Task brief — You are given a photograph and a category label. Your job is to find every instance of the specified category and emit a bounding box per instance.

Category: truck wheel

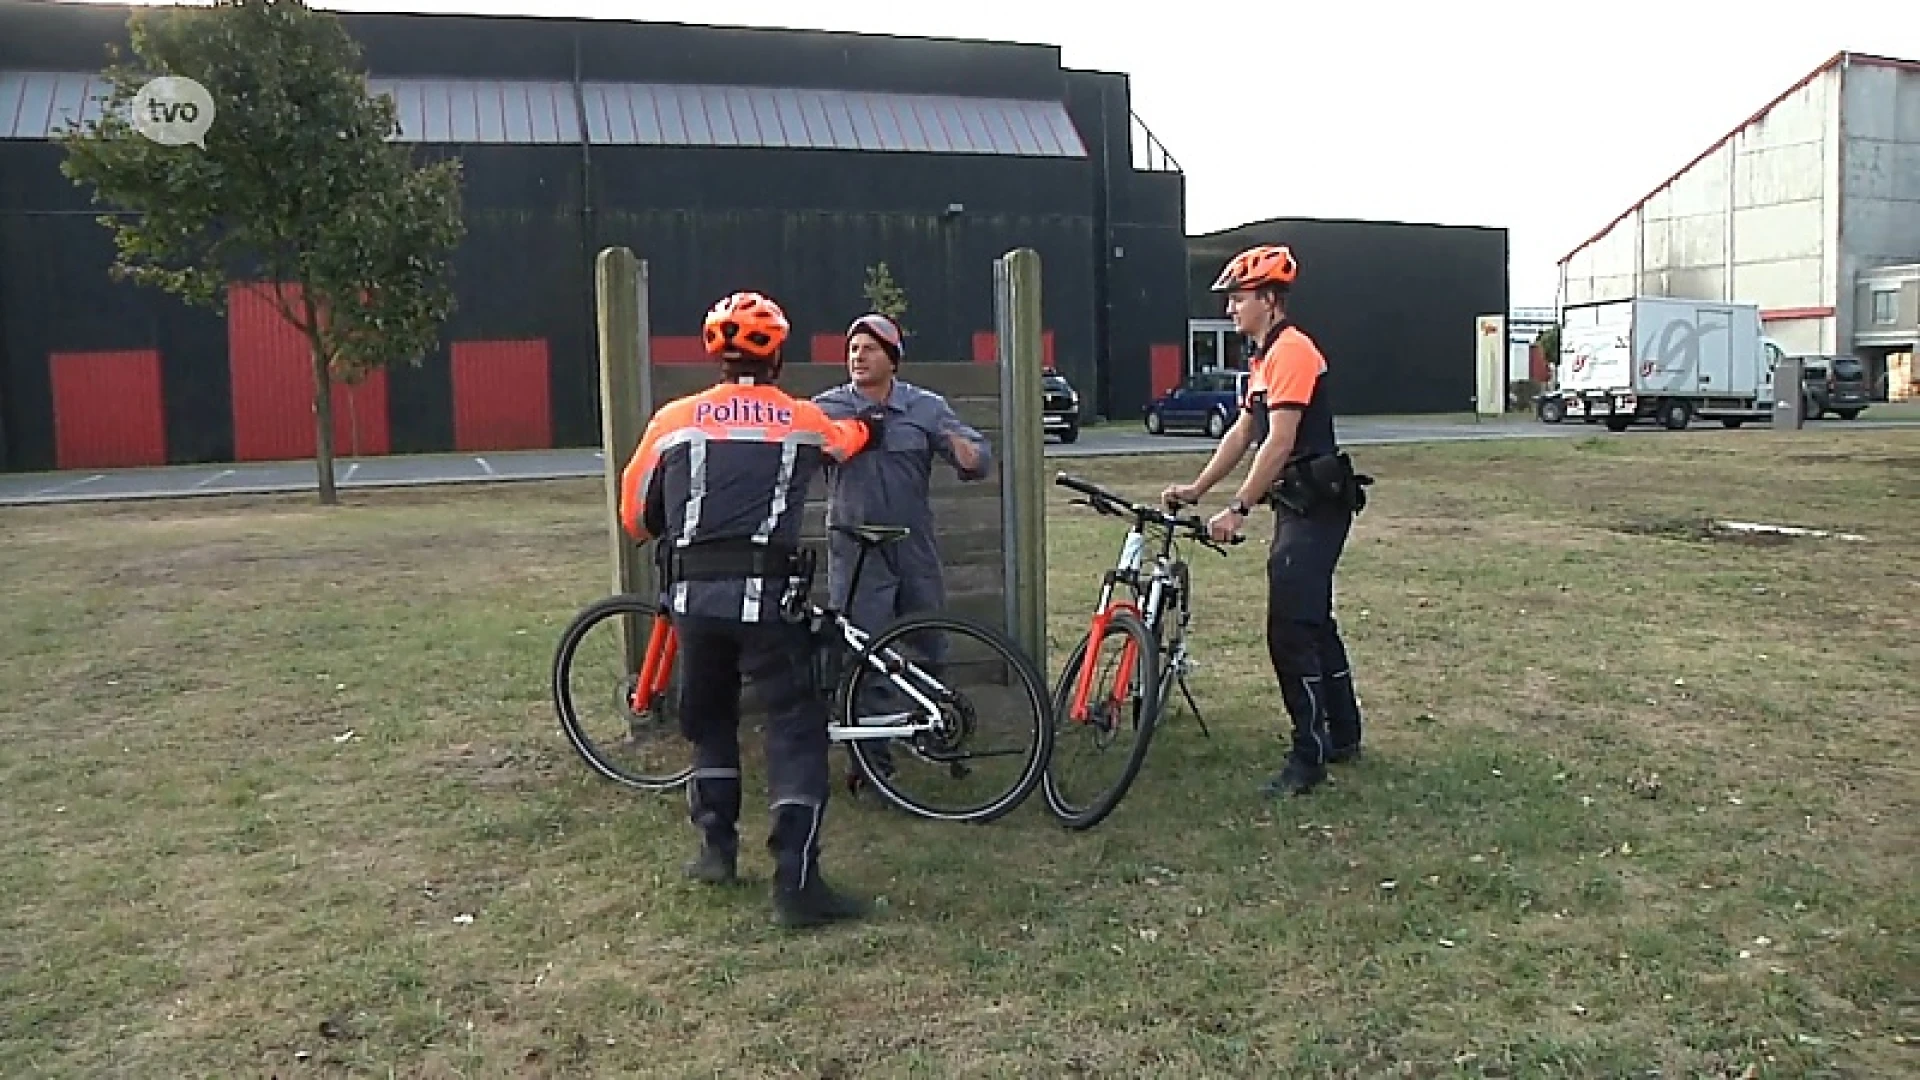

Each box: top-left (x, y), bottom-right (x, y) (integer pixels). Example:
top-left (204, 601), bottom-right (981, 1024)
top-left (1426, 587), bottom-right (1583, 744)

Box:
top-left (1660, 400), bottom-right (1691, 430)
top-left (1721, 418), bottom-right (1745, 429)
top-left (1836, 409), bottom-right (1860, 421)
top-left (1605, 416), bottom-right (1632, 432)
top-left (1206, 410), bottom-right (1227, 439)
top-left (1539, 398), bottom-right (1565, 424)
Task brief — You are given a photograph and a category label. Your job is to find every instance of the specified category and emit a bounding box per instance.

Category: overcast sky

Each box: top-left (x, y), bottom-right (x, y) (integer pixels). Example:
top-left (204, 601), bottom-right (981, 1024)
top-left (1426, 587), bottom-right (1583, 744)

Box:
top-left (100, 0), bottom-right (1920, 307)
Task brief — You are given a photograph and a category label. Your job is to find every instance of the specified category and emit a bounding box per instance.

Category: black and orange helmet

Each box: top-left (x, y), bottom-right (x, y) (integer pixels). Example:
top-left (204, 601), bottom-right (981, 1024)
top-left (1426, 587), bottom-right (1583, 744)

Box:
top-left (1209, 244), bottom-right (1299, 292)
top-left (702, 291), bottom-right (790, 359)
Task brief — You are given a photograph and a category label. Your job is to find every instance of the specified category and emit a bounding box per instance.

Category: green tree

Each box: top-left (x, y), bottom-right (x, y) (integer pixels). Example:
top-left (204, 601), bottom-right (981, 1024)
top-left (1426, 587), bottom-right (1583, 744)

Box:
top-left (57, 0), bottom-right (465, 505)
top-left (862, 262), bottom-right (909, 333)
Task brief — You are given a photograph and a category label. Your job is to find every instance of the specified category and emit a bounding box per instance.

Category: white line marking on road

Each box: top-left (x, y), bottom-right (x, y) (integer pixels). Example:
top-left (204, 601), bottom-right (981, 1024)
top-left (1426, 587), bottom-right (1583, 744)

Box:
top-left (35, 474), bottom-right (104, 495)
top-left (191, 469), bottom-right (236, 490)
top-left (475, 457), bottom-right (495, 476)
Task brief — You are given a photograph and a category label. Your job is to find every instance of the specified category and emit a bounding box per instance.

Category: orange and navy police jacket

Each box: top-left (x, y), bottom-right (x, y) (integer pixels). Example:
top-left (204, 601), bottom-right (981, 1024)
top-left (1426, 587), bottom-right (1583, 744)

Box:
top-left (1241, 319), bottom-right (1340, 461)
top-left (619, 379), bottom-right (872, 622)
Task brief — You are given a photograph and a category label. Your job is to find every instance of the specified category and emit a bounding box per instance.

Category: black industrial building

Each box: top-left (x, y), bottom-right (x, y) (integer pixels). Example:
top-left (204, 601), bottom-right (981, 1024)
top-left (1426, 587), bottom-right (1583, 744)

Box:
top-left (1186, 217), bottom-right (1509, 417)
top-left (0, 0), bottom-right (1189, 472)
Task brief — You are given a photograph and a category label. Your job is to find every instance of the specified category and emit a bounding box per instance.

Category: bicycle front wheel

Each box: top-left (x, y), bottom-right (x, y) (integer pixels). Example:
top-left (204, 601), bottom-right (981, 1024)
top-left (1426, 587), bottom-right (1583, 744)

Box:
top-left (551, 594), bottom-right (693, 792)
top-left (1042, 608), bottom-right (1162, 831)
top-left (837, 612), bottom-right (1053, 824)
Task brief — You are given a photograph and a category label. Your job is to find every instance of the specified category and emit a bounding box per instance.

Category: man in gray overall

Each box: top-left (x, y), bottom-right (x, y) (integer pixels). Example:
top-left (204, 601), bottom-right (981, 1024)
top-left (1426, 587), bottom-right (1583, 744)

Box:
top-left (813, 313), bottom-right (995, 797)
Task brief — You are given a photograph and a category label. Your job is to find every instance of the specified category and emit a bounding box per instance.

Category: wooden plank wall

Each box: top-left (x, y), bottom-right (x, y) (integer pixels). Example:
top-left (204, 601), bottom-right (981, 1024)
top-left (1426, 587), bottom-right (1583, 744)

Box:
top-left (648, 363), bottom-right (1008, 635)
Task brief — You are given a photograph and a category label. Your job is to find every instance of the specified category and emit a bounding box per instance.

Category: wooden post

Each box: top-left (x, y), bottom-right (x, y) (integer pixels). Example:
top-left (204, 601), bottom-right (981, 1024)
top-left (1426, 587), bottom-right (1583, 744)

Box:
top-left (995, 248), bottom-right (1048, 668)
top-left (595, 246), bottom-right (655, 676)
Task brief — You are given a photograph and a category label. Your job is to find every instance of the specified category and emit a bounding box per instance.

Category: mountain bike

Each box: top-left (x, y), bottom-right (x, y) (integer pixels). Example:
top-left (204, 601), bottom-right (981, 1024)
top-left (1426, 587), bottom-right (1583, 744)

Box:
top-left (551, 523), bottom-right (1054, 824)
top-left (1043, 471), bottom-right (1241, 830)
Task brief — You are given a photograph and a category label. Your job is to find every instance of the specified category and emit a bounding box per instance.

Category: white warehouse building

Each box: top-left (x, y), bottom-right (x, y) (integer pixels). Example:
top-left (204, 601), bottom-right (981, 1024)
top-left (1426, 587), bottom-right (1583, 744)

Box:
top-left (1557, 51), bottom-right (1920, 399)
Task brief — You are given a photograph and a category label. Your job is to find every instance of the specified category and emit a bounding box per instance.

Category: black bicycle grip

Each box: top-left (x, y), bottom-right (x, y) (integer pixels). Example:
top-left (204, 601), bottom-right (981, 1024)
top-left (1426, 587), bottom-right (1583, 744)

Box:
top-left (1054, 471), bottom-right (1123, 505)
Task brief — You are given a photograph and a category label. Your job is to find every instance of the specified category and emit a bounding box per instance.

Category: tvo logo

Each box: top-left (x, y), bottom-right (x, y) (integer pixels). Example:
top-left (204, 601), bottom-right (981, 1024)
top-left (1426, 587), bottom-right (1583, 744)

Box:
top-left (130, 76), bottom-right (216, 149)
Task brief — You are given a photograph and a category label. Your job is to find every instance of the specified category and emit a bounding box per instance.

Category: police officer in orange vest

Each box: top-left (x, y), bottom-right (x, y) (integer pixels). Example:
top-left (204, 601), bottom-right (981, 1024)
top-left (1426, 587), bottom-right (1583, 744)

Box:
top-left (1161, 246), bottom-right (1373, 797)
top-left (619, 290), bottom-right (884, 927)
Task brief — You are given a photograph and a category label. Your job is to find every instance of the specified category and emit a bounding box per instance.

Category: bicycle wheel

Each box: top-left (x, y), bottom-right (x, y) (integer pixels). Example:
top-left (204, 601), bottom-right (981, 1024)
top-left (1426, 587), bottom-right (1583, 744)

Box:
top-left (551, 594), bottom-right (693, 791)
top-left (837, 612), bottom-right (1053, 824)
top-left (1042, 608), bottom-right (1162, 831)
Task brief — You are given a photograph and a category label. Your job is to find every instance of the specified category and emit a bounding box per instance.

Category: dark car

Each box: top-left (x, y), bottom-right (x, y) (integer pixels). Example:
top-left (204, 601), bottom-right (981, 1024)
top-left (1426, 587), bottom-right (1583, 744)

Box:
top-left (1143, 368), bottom-right (1247, 439)
top-left (1042, 368), bottom-right (1080, 443)
top-left (1799, 355), bottom-right (1870, 420)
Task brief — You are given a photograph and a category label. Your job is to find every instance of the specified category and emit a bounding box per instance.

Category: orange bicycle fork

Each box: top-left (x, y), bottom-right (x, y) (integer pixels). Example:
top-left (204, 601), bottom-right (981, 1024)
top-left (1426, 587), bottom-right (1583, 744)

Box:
top-left (628, 612), bottom-right (677, 714)
top-left (1068, 594), bottom-right (1144, 725)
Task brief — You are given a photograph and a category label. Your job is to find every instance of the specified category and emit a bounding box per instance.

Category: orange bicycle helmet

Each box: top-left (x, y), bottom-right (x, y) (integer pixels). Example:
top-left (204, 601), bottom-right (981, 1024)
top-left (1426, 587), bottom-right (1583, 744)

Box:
top-left (1209, 244), bottom-right (1299, 292)
top-left (702, 291), bottom-right (790, 359)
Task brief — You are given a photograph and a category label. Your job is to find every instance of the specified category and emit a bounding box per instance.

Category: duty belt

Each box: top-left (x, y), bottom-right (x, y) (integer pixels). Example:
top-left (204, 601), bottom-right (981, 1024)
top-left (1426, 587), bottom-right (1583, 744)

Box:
top-left (667, 540), bottom-right (804, 582)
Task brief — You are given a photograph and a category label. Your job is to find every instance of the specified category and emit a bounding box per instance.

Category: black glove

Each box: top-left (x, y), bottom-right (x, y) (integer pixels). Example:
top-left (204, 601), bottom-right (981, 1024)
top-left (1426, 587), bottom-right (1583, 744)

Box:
top-left (857, 406), bottom-right (886, 449)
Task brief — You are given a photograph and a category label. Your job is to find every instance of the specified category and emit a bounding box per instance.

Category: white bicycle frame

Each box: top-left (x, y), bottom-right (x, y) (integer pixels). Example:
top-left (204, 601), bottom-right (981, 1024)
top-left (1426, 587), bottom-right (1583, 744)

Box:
top-left (1096, 525), bottom-right (1175, 640)
top-left (820, 612), bottom-right (948, 743)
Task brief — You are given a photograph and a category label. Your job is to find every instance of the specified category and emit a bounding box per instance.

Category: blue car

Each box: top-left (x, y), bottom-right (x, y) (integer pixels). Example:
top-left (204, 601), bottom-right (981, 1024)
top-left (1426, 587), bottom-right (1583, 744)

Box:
top-left (1143, 368), bottom-right (1248, 439)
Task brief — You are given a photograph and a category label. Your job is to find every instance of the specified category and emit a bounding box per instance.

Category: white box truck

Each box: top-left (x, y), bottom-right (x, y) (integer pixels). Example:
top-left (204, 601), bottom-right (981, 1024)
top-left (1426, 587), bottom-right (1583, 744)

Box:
top-left (1554, 297), bottom-right (1786, 431)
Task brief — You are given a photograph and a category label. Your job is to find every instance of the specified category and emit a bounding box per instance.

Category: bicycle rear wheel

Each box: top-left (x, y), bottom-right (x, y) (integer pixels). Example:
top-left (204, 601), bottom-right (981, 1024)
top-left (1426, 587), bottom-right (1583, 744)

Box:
top-left (551, 594), bottom-right (693, 791)
top-left (838, 612), bottom-right (1053, 824)
top-left (1042, 608), bottom-right (1162, 830)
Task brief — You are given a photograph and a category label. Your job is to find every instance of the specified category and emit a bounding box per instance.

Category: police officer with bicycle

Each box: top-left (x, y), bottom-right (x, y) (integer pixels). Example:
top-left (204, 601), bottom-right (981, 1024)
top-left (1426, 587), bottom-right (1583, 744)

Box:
top-left (618, 290), bottom-right (885, 928)
top-left (1160, 245), bottom-right (1373, 797)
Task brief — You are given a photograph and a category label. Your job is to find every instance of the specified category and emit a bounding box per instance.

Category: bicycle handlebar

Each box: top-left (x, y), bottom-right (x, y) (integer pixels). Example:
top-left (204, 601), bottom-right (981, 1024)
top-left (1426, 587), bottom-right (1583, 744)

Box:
top-left (1054, 471), bottom-right (1244, 550)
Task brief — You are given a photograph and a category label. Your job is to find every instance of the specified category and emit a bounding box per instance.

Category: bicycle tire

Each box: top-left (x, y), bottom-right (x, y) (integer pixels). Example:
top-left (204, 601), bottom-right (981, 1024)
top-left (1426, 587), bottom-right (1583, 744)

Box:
top-left (551, 593), bottom-right (693, 792)
top-left (837, 612), bottom-right (1054, 824)
top-left (1041, 608), bottom-right (1163, 831)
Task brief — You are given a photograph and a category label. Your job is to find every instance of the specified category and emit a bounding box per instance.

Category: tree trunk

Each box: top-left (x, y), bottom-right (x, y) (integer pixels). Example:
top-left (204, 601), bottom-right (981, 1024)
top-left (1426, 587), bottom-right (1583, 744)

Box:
top-left (310, 334), bottom-right (338, 507)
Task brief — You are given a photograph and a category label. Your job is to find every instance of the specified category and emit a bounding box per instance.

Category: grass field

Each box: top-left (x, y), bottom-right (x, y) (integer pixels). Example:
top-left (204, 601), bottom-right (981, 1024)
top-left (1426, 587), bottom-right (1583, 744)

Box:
top-left (3, 429), bottom-right (1916, 1078)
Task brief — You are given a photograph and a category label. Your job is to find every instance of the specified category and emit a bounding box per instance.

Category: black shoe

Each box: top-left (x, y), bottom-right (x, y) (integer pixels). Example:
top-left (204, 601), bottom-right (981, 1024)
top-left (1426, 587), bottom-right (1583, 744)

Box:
top-left (1326, 744), bottom-right (1363, 765)
top-left (1260, 758), bottom-right (1327, 797)
top-left (772, 874), bottom-right (871, 929)
top-left (683, 843), bottom-right (737, 885)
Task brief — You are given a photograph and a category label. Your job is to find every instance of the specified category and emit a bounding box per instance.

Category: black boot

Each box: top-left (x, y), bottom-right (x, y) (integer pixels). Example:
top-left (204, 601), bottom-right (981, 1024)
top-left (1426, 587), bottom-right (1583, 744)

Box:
top-left (1260, 756), bottom-right (1326, 797)
top-left (1263, 673), bottom-right (1330, 797)
top-left (767, 801), bottom-right (870, 929)
top-left (685, 771), bottom-right (740, 884)
top-left (1324, 669), bottom-right (1364, 764)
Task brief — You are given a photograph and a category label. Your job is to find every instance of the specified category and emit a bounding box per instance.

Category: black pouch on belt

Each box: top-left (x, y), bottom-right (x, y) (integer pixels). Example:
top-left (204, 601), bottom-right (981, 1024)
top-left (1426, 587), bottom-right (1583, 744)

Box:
top-left (1273, 452), bottom-right (1375, 515)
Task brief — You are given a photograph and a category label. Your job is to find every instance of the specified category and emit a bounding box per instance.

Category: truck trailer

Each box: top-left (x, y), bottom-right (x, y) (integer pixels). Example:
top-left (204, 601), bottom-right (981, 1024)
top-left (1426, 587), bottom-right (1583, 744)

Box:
top-left (1552, 297), bottom-right (1786, 431)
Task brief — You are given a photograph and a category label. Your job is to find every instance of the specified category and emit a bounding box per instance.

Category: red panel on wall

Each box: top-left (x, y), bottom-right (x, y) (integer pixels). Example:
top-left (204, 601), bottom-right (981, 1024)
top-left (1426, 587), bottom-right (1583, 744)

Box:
top-left (1149, 343), bottom-right (1184, 398)
top-left (810, 332), bottom-right (844, 364)
top-left (49, 350), bottom-right (167, 469)
top-left (227, 282), bottom-right (390, 461)
top-left (650, 336), bottom-right (707, 364)
top-left (970, 330), bottom-right (1056, 367)
top-left (453, 339), bottom-right (552, 451)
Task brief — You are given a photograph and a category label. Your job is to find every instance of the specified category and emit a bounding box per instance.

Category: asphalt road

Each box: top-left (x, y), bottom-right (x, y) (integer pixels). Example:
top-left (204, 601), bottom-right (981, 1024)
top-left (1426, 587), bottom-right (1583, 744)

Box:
top-left (3, 414), bottom-right (1913, 507)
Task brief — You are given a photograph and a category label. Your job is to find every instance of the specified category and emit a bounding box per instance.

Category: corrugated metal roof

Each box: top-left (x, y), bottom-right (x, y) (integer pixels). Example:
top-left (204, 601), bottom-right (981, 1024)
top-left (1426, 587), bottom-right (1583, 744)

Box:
top-left (2, 69), bottom-right (1086, 157)
top-left (365, 77), bottom-right (581, 144)
top-left (577, 82), bottom-right (1085, 156)
top-left (0, 70), bottom-right (114, 139)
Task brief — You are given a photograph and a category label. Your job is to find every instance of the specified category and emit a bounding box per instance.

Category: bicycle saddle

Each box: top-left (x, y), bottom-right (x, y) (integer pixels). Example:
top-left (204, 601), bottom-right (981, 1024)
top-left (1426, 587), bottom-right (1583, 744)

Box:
top-left (832, 523), bottom-right (912, 547)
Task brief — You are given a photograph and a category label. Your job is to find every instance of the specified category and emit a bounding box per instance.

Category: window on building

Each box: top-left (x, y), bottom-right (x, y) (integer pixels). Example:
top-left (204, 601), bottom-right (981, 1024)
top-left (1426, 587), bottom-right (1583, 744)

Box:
top-left (1190, 330), bottom-right (1218, 375)
top-left (1872, 290), bottom-right (1897, 325)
